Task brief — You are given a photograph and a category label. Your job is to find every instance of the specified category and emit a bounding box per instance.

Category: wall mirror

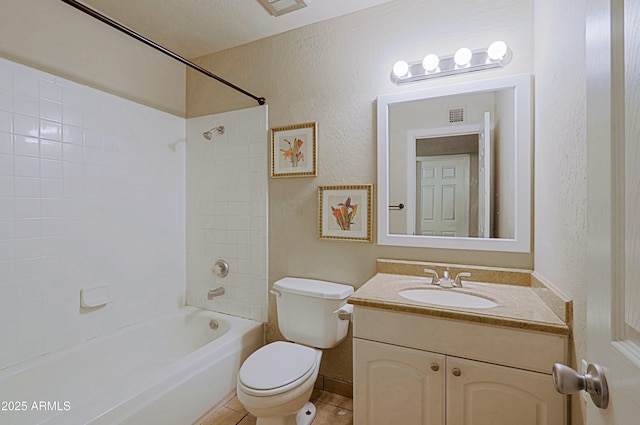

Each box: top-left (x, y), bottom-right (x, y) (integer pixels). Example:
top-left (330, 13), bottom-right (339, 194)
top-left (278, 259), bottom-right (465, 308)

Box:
top-left (377, 74), bottom-right (532, 252)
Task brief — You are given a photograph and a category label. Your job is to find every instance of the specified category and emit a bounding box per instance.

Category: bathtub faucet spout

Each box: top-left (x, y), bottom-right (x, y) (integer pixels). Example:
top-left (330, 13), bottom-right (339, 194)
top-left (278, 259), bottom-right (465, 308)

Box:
top-left (208, 287), bottom-right (225, 300)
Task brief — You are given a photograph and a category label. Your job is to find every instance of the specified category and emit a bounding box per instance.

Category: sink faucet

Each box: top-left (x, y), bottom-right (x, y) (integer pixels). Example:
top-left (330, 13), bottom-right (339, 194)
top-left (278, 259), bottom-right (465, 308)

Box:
top-left (423, 268), bottom-right (439, 285)
top-left (454, 272), bottom-right (471, 287)
top-left (424, 268), bottom-right (471, 288)
top-left (424, 268), bottom-right (455, 287)
top-left (438, 270), bottom-right (455, 288)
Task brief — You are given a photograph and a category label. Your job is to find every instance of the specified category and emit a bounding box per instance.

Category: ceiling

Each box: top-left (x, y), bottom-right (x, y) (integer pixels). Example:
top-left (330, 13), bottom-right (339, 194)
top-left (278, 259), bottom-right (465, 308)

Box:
top-left (79, 0), bottom-right (393, 59)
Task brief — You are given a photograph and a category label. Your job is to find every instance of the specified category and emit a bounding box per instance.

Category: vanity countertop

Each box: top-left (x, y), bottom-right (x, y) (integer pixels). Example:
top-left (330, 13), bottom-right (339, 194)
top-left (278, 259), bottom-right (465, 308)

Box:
top-left (348, 273), bottom-right (570, 336)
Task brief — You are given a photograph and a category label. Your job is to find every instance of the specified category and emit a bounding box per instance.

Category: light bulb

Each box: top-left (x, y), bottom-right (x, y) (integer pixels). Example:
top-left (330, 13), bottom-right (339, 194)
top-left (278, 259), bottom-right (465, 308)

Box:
top-left (422, 54), bottom-right (440, 72)
top-left (454, 47), bottom-right (472, 67)
top-left (487, 41), bottom-right (508, 61)
top-left (392, 60), bottom-right (409, 78)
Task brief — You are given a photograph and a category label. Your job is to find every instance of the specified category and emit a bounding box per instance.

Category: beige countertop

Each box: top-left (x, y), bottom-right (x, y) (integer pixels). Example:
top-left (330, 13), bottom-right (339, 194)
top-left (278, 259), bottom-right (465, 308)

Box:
top-left (348, 273), bottom-right (570, 336)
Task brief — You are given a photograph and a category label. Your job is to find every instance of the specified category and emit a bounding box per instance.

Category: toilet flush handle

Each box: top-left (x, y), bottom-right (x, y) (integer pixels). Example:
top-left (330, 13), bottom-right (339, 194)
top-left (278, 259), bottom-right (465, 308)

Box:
top-left (334, 304), bottom-right (354, 321)
top-left (269, 289), bottom-right (281, 297)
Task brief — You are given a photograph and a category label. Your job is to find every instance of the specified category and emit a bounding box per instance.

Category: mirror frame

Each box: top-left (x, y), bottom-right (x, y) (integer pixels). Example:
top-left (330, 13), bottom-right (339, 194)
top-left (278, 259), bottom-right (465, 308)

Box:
top-left (377, 74), bottom-right (532, 252)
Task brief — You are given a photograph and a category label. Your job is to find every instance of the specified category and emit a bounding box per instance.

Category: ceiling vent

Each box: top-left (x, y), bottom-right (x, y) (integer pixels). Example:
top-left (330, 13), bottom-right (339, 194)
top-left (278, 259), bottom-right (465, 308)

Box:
top-left (448, 107), bottom-right (466, 124)
top-left (257, 0), bottom-right (309, 17)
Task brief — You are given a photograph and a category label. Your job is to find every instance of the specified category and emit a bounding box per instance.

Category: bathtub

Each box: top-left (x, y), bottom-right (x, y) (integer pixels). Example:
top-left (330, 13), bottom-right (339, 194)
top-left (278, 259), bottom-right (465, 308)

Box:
top-left (0, 307), bottom-right (263, 425)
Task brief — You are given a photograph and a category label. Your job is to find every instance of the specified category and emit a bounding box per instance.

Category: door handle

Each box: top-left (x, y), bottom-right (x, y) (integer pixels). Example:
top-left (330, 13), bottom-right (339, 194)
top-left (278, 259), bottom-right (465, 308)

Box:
top-left (552, 363), bottom-right (609, 409)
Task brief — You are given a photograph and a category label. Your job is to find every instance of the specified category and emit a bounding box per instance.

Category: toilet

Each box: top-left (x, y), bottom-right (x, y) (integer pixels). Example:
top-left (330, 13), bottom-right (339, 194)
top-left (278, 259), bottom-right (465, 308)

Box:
top-left (236, 277), bottom-right (354, 425)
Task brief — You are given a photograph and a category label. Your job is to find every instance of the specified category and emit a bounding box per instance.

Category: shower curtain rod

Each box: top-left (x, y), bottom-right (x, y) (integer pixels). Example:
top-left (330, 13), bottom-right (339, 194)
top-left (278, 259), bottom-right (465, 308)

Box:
top-left (60, 0), bottom-right (266, 106)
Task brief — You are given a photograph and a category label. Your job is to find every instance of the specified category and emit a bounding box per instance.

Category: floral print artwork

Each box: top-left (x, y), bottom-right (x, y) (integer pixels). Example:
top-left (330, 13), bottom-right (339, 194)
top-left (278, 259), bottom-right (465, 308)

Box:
top-left (319, 185), bottom-right (372, 242)
top-left (280, 137), bottom-right (304, 167)
top-left (271, 122), bottom-right (316, 178)
top-left (331, 197), bottom-right (358, 231)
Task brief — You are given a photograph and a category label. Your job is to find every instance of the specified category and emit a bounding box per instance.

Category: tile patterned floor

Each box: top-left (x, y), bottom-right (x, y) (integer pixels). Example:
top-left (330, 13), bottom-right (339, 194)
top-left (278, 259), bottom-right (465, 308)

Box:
top-left (200, 389), bottom-right (353, 425)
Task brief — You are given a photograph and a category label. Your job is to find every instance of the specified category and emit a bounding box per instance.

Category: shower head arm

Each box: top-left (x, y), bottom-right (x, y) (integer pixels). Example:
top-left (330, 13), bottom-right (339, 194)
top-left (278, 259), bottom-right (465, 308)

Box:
top-left (203, 125), bottom-right (225, 140)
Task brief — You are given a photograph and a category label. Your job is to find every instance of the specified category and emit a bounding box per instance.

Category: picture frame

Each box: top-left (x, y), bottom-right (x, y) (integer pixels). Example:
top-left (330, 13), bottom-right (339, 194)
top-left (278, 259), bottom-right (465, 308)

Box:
top-left (270, 122), bottom-right (317, 178)
top-left (318, 185), bottom-right (373, 242)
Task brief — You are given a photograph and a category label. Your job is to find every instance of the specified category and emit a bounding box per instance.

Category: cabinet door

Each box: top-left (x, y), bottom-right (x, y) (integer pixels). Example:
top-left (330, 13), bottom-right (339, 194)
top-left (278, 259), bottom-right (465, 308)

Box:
top-left (446, 357), bottom-right (565, 425)
top-left (354, 338), bottom-right (445, 425)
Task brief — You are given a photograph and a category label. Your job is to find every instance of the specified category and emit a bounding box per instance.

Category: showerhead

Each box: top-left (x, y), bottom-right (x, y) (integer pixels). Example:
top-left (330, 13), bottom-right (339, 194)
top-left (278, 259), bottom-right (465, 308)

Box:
top-left (203, 125), bottom-right (225, 140)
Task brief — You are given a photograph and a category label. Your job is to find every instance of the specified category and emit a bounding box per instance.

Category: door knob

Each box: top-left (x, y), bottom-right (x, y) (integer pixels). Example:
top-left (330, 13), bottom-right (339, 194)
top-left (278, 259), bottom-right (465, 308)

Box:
top-left (552, 363), bottom-right (609, 409)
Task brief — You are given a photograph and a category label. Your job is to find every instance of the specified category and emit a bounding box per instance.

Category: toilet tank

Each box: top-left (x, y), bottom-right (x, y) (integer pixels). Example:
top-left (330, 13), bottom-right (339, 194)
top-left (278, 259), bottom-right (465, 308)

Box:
top-left (273, 277), bottom-right (354, 349)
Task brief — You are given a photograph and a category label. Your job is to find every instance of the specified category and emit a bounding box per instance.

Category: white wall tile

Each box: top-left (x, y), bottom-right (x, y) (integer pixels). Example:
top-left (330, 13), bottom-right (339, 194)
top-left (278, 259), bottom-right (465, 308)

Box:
top-left (14, 135), bottom-right (39, 157)
top-left (0, 91), bottom-right (10, 113)
top-left (186, 106), bottom-right (268, 323)
top-left (0, 132), bottom-right (12, 153)
top-left (0, 111), bottom-right (12, 133)
top-left (13, 114), bottom-right (38, 137)
top-left (0, 154), bottom-right (12, 175)
top-left (14, 156), bottom-right (39, 178)
top-left (12, 73), bottom-right (39, 98)
top-left (0, 176), bottom-right (13, 197)
top-left (0, 57), bottom-right (186, 370)
top-left (39, 80), bottom-right (62, 104)
top-left (40, 99), bottom-right (62, 123)
top-left (13, 94), bottom-right (39, 117)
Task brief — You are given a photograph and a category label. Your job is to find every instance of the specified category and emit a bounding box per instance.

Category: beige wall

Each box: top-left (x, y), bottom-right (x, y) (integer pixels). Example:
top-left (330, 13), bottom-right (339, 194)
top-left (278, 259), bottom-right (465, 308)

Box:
top-left (0, 0), bottom-right (185, 116)
top-left (533, 0), bottom-right (587, 423)
top-left (187, 0), bottom-right (534, 384)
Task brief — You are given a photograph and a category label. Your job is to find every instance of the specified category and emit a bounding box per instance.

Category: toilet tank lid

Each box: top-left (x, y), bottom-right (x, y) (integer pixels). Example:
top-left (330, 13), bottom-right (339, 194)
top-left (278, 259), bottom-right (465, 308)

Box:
top-left (274, 277), bottom-right (354, 300)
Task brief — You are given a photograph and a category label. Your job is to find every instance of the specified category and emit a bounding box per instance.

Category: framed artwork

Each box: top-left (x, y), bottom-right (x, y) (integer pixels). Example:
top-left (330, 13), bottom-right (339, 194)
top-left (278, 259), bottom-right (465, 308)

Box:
top-left (270, 122), bottom-right (317, 178)
top-left (318, 185), bottom-right (373, 242)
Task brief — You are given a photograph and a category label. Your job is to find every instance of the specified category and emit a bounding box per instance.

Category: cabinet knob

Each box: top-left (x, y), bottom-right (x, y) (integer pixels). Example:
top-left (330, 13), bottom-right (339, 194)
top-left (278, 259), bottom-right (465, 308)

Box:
top-left (430, 363), bottom-right (439, 372)
top-left (452, 367), bottom-right (462, 377)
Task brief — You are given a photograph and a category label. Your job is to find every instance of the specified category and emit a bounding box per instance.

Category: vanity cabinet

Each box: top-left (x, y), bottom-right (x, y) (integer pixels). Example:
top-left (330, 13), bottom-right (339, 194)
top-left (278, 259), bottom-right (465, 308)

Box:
top-left (353, 306), bottom-right (567, 425)
top-left (354, 338), bottom-right (445, 424)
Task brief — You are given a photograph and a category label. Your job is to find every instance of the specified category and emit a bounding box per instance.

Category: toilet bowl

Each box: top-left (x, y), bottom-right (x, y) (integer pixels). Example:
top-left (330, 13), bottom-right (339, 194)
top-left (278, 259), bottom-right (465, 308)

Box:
top-left (236, 341), bottom-right (322, 425)
top-left (235, 277), bottom-right (354, 425)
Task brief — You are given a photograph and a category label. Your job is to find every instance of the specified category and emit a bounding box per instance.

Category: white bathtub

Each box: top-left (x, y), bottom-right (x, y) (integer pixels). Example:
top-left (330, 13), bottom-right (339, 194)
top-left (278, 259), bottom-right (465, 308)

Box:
top-left (0, 307), bottom-right (263, 425)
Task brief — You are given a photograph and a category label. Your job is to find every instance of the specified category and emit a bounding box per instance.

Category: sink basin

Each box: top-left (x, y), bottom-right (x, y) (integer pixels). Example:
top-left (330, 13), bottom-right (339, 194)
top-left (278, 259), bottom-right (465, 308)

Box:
top-left (398, 288), bottom-right (498, 309)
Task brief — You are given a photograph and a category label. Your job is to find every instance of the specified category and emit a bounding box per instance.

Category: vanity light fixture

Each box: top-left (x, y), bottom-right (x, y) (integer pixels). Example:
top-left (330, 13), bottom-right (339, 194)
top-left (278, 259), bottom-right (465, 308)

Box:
top-left (391, 40), bottom-right (512, 85)
top-left (257, 0), bottom-right (308, 16)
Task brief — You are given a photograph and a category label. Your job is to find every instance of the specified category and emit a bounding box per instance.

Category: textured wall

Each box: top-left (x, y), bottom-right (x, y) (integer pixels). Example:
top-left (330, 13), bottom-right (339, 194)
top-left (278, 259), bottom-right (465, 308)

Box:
top-left (0, 0), bottom-right (186, 116)
top-left (533, 0), bottom-right (587, 423)
top-left (187, 0), bottom-right (535, 384)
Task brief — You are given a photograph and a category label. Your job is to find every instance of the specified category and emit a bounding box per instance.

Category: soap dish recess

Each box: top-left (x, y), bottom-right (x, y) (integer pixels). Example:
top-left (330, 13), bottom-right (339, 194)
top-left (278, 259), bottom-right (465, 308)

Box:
top-left (80, 285), bottom-right (112, 308)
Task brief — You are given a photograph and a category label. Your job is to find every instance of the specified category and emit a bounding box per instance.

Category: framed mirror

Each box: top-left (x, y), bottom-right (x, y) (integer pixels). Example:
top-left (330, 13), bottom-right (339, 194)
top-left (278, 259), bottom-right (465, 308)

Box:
top-left (377, 74), bottom-right (532, 252)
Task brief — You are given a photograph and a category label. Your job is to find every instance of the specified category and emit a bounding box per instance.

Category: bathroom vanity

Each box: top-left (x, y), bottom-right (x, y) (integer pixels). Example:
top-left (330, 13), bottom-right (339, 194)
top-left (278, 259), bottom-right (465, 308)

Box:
top-left (349, 261), bottom-right (570, 425)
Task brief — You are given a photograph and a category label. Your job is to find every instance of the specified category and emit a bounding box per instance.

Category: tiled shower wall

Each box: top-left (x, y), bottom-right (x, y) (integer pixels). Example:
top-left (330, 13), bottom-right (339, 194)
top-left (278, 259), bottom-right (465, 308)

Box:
top-left (0, 57), bottom-right (186, 370)
top-left (186, 107), bottom-right (268, 323)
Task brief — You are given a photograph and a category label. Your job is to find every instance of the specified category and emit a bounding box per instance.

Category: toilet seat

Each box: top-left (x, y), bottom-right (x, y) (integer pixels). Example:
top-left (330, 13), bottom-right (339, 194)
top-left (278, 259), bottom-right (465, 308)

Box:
top-left (238, 341), bottom-right (319, 397)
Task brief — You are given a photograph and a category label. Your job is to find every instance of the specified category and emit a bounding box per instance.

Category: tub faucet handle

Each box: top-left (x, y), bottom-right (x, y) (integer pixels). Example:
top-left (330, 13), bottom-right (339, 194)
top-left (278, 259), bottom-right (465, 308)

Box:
top-left (211, 259), bottom-right (229, 278)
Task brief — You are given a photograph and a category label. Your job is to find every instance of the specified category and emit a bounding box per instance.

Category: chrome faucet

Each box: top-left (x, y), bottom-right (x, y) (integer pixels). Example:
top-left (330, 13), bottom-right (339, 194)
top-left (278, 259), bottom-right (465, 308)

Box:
top-left (438, 269), bottom-right (455, 288)
top-left (207, 286), bottom-right (225, 300)
top-left (424, 268), bottom-right (471, 288)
